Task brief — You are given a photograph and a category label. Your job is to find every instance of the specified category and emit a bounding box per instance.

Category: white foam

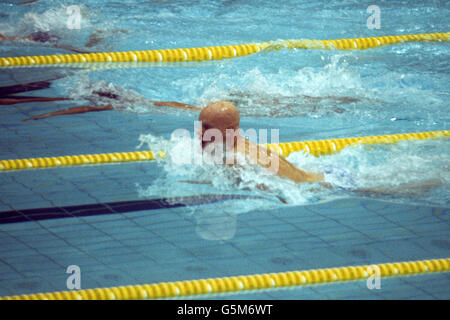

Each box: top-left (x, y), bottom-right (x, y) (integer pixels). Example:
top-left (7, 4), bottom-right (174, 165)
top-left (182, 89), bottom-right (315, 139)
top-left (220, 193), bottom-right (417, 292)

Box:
top-left (287, 139), bottom-right (450, 206)
top-left (0, 5), bottom-right (91, 37)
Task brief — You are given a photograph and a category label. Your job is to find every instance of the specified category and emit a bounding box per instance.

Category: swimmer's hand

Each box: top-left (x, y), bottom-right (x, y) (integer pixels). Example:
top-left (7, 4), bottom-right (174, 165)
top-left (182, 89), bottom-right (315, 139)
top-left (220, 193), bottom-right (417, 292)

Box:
top-left (276, 195), bottom-right (288, 204)
top-left (254, 183), bottom-right (288, 204)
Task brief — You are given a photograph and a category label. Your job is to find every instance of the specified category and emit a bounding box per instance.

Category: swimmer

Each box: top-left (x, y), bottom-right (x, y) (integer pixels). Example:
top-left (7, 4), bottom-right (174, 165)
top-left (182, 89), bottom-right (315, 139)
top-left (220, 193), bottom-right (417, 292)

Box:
top-left (20, 90), bottom-right (200, 121)
top-left (0, 30), bottom-right (62, 43)
top-left (198, 101), bottom-right (324, 184)
top-left (0, 81), bottom-right (200, 120)
top-left (195, 101), bottom-right (442, 197)
top-left (22, 101), bottom-right (200, 121)
top-left (18, 88), bottom-right (359, 121)
top-left (0, 80), bottom-right (72, 105)
top-left (0, 31), bottom-right (91, 53)
top-left (0, 96), bottom-right (72, 105)
top-left (224, 90), bottom-right (360, 117)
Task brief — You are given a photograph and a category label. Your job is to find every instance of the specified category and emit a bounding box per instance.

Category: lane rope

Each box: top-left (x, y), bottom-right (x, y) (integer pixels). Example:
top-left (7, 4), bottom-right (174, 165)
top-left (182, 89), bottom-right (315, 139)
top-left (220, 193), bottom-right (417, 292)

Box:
top-left (267, 129), bottom-right (450, 158)
top-left (1, 32), bottom-right (448, 68)
top-left (0, 130), bottom-right (448, 172)
top-left (1, 258), bottom-right (448, 300)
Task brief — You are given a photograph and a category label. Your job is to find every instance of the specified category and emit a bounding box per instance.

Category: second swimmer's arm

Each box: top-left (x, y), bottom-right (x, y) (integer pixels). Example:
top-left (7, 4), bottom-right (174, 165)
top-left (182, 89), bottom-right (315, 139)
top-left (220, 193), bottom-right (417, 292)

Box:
top-left (152, 101), bottom-right (201, 111)
top-left (0, 33), bottom-right (17, 41)
top-left (23, 105), bottom-right (114, 121)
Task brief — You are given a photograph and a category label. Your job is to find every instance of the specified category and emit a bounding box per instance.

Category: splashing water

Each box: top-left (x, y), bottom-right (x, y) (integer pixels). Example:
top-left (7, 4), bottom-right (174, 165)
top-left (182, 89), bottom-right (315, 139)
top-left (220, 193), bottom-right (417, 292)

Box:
top-left (64, 76), bottom-right (184, 114)
top-left (288, 139), bottom-right (450, 206)
top-left (0, 5), bottom-right (91, 37)
top-left (136, 132), bottom-right (449, 209)
top-left (69, 76), bottom-right (145, 108)
top-left (135, 131), bottom-right (323, 203)
top-left (183, 56), bottom-right (375, 118)
top-left (134, 131), bottom-right (326, 240)
top-left (133, 132), bottom-right (450, 239)
top-left (49, 52), bottom-right (447, 123)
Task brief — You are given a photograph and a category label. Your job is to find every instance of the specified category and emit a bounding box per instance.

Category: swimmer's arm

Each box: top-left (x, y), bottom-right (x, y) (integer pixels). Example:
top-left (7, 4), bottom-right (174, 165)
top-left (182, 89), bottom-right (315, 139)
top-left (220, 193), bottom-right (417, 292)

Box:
top-left (354, 179), bottom-right (442, 196)
top-left (0, 97), bottom-right (71, 105)
top-left (85, 31), bottom-right (104, 48)
top-left (301, 95), bottom-right (360, 104)
top-left (325, 96), bottom-right (360, 104)
top-left (276, 157), bottom-right (324, 184)
top-left (0, 34), bottom-right (17, 41)
top-left (319, 181), bottom-right (333, 189)
top-left (254, 183), bottom-right (288, 203)
top-left (246, 143), bottom-right (324, 185)
top-left (21, 0), bottom-right (37, 4)
top-left (52, 44), bottom-right (92, 54)
top-left (152, 101), bottom-right (201, 111)
top-left (23, 105), bottom-right (114, 121)
top-left (89, 91), bottom-right (199, 111)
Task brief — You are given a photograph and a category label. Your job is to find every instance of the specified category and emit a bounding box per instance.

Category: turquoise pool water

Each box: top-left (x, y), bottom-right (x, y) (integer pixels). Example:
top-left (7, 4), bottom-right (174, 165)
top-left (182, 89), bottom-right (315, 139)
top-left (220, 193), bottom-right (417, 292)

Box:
top-left (0, 0), bottom-right (449, 299)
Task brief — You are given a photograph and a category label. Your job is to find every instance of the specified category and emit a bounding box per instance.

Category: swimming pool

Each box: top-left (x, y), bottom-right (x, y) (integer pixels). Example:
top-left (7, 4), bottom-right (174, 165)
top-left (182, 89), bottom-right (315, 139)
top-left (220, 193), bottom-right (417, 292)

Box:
top-left (0, 0), bottom-right (449, 299)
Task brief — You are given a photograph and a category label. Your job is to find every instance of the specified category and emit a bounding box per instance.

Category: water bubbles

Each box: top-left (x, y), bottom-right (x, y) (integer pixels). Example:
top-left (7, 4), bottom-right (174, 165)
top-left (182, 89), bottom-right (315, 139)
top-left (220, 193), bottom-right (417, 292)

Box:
top-left (287, 139), bottom-right (449, 206)
top-left (0, 4), bottom-right (92, 38)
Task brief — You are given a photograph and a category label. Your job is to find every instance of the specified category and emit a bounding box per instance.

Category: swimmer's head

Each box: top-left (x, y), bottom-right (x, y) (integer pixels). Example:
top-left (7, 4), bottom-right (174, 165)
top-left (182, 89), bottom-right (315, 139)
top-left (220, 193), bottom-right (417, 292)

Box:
top-left (198, 101), bottom-right (240, 149)
top-left (28, 31), bottom-right (60, 43)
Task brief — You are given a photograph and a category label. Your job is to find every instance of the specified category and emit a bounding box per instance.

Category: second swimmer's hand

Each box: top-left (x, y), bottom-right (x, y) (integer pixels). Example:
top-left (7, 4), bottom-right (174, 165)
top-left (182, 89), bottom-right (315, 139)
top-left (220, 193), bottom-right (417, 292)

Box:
top-left (319, 181), bottom-right (333, 189)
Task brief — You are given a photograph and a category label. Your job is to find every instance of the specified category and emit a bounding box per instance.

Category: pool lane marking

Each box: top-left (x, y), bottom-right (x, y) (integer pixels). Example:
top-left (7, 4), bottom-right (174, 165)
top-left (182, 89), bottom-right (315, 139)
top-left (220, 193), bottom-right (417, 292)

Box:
top-left (1, 32), bottom-right (448, 68)
top-left (0, 130), bottom-right (448, 172)
top-left (1, 258), bottom-right (448, 300)
top-left (0, 194), bottom-right (265, 225)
